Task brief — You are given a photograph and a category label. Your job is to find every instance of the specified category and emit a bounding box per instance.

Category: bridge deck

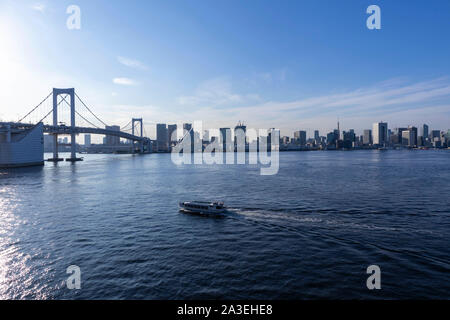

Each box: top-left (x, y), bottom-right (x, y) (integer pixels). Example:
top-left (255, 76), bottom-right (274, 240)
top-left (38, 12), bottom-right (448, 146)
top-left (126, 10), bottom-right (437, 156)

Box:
top-left (0, 122), bottom-right (150, 142)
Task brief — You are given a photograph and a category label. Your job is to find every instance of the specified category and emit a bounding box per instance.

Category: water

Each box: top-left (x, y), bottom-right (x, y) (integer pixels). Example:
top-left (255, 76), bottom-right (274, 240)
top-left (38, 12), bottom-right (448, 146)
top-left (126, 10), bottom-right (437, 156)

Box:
top-left (0, 150), bottom-right (449, 299)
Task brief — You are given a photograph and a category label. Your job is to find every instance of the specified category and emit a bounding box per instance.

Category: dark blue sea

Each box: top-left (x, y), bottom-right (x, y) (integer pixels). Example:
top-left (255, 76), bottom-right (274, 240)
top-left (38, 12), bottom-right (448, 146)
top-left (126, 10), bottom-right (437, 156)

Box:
top-left (0, 150), bottom-right (449, 299)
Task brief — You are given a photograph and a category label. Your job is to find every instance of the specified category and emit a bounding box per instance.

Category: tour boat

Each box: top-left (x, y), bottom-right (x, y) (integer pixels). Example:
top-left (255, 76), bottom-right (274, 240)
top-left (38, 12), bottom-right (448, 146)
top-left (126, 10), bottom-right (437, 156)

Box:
top-left (179, 201), bottom-right (226, 215)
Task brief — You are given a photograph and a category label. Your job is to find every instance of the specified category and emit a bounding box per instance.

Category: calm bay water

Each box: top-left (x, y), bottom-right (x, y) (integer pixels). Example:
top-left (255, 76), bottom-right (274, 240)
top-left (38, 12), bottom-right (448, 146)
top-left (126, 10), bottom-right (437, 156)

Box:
top-left (0, 150), bottom-right (449, 299)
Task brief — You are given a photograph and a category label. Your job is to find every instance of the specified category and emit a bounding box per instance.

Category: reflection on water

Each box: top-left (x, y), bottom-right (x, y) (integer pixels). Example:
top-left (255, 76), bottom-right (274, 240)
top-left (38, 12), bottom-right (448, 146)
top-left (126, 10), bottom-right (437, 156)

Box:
top-left (0, 150), bottom-right (449, 299)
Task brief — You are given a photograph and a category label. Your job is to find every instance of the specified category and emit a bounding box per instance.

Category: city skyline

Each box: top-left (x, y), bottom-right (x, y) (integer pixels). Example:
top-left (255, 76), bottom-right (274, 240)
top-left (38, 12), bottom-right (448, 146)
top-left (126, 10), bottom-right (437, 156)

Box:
top-left (1, 1), bottom-right (450, 138)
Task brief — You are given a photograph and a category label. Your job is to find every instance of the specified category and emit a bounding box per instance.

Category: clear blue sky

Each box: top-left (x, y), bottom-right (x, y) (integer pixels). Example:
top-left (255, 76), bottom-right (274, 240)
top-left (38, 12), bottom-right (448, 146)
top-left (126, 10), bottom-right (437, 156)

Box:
top-left (1, 0), bottom-right (450, 138)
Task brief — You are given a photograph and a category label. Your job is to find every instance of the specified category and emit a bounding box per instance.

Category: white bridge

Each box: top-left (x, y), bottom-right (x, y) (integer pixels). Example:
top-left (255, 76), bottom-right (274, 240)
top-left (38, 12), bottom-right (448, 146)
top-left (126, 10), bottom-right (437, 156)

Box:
top-left (0, 88), bottom-right (152, 164)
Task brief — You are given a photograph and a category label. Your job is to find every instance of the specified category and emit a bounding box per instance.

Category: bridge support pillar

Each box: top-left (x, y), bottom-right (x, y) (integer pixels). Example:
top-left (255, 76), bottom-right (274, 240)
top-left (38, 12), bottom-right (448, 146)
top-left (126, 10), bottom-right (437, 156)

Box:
top-left (132, 118), bottom-right (144, 153)
top-left (65, 89), bottom-right (82, 162)
top-left (47, 91), bottom-right (64, 162)
top-left (47, 88), bottom-right (83, 162)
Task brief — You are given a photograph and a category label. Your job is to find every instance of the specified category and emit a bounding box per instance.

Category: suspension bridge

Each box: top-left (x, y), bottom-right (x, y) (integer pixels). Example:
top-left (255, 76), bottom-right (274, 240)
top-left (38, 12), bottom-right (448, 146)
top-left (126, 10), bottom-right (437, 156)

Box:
top-left (0, 88), bottom-right (152, 165)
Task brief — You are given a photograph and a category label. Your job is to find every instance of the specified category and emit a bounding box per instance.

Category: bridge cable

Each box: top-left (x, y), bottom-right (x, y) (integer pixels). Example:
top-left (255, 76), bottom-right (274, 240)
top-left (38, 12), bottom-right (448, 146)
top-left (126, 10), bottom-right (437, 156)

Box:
top-left (18, 91), bottom-right (53, 123)
top-left (36, 96), bottom-right (67, 124)
top-left (121, 120), bottom-right (132, 131)
top-left (74, 92), bottom-right (109, 127)
top-left (59, 95), bottom-right (101, 129)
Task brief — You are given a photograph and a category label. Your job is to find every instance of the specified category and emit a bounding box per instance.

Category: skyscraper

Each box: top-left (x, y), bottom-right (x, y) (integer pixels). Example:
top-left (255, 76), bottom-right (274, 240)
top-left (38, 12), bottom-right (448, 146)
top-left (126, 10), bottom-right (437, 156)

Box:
top-left (314, 130), bottom-right (320, 142)
top-left (183, 123), bottom-right (194, 152)
top-left (373, 122), bottom-right (388, 146)
top-left (84, 134), bottom-right (91, 147)
top-left (294, 131), bottom-right (307, 146)
top-left (402, 129), bottom-right (414, 147)
top-left (220, 128), bottom-right (231, 152)
top-left (408, 126), bottom-right (418, 146)
top-left (363, 129), bottom-right (372, 145)
top-left (156, 123), bottom-right (169, 152)
top-left (168, 124), bottom-right (177, 146)
top-left (105, 125), bottom-right (120, 145)
top-left (234, 121), bottom-right (247, 149)
top-left (421, 124), bottom-right (429, 139)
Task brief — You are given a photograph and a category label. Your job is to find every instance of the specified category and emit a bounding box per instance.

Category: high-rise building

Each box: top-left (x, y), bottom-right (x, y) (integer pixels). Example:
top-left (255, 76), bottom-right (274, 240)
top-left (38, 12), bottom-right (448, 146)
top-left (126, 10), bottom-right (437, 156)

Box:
top-left (314, 130), bottom-right (320, 142)
top-left (373, 122), bottom-right (388, 146)
top-left (183, 123), bottom-right (192, 132)
top-left (234, 121), bottom-right (247, 149)
top-left (84, 134), bottom-right (91, 147)
top-left (294, 130), bottom-right (307, 146)
top-left (421, 124), bottom-right (429, 139)
top-left (395, 128), bottom-right (408, 144)
top-left (343, 129), bottom-right (355, 142)
top-left (327, 132), bottom-right (337, 146)
top-left (105, 125), bottom-right (120, 145)
top-left (408, 126), bottom-right (418, 146)
top-left (363, 129), bottom-right (372, 145)
top-left (402, 129), bottom-right (414, 147)
top-left (203, 130), bottom-right (210, 142)
top-left (168, 124), bottom-right (177, 146)
top-left (430, 130), bottom-right (440, 140)
top-left (156, 123), bottom-right (169, 152)
top-left (220, 128), bottom-right (231, 152)
top-left (182, 123), bottom-right (194, 152)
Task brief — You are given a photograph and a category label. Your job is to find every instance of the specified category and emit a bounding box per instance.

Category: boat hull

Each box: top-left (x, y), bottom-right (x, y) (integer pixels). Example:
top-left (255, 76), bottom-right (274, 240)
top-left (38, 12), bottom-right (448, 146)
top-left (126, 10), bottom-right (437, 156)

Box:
top-left (179, 201), bottom-right (226, 216)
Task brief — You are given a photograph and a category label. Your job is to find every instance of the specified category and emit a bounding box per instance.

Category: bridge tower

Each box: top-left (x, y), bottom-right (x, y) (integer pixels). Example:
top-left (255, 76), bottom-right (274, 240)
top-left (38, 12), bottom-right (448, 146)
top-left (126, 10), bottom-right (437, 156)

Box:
top-left (132, 118), bottom-right (144, 153)
top-left (47, 88), bottom-right (83, 162)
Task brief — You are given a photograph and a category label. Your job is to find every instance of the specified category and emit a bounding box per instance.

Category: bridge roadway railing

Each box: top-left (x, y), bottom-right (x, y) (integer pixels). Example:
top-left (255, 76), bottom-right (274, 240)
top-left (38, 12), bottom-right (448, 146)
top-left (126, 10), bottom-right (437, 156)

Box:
top-left (0, 122), bottom-right (149, 143)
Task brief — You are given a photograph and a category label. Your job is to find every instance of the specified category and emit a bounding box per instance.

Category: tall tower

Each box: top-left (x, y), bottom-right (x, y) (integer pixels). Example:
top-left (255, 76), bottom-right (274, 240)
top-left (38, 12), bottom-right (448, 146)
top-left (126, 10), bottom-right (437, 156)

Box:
top-left (48, 88), bottom-right (82, 162)
top-left (337, 119), bottom-right (340, 140)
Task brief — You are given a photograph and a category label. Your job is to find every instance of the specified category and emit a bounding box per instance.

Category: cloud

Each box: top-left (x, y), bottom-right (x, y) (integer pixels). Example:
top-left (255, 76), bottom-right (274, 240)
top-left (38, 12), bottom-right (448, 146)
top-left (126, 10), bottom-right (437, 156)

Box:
top-left (31, 3), bottom-right (46, 13)
top-left (177, 77), bottom-right (260, 106)
top-left (171, 77), bottom-right (450, 136)
top-left (112, 77), bottom-right (139, 86)
top-left (117, 56), bottom-right (148, 70)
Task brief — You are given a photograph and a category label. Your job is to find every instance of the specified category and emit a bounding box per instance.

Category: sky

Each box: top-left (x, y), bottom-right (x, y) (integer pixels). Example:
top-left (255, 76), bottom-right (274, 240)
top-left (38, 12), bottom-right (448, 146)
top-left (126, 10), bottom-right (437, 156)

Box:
top-left (0, 0), bottom-right (450, 139)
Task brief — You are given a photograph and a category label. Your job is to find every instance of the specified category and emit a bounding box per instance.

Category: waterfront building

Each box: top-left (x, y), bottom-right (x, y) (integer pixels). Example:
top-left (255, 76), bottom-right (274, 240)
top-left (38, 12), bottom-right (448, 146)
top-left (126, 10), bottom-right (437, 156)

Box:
top-left (182, 123), bottom-right (194, 152)
top-left (408, 126), bottom-right (418, 146)
top-left (430, 130), bottom-right (440, 140)
top-left (220, 128), bottom-right (231, 152)
top-left (44, 134), bottom-right (53, 152)
top-left (168, 124), bottom-right (177, 146)
top-left (84, 134), bottom-right (91, 147)
top-left (234, 121), bottom-right (247, 150)
top-left (105, 125), bottom-right (120, 145)
top-left (327, 132), bottom-right (336, 146)
top-left (402, 128), bottom-right (417, 147)
top-left (156, 124), bottom-right (169, 152)
top-left (314, 130), bottom-right (320, 143)
top-left (203, 130), bottom-right (210, 143)
top-left (373, 122), bottom-right (388, 146)
top-left (294, 130), bottom-right (307, 146)
top-left (417, 136), bottom-right (424, 147)
top-left (395, 128), bottom-right (408, 144)
top-left (333, 129), bottom-right (340, 143)
top-left (363, 129), bottom-right (372, 145)
top-left (421, 124), bottom-right (429, 140)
